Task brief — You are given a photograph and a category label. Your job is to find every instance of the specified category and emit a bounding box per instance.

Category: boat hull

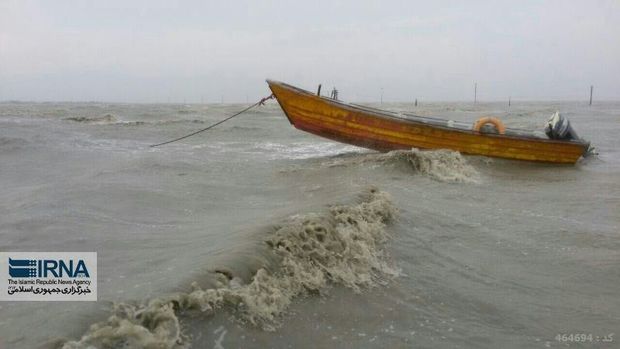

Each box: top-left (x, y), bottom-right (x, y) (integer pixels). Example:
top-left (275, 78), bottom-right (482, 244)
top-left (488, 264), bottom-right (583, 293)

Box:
top-left (267, 80), bottom-right (588, 164)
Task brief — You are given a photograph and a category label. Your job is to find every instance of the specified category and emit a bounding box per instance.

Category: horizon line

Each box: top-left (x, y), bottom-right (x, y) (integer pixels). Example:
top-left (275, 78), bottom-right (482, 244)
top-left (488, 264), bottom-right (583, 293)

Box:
top-left (1, 99), bottom-right (618, 105)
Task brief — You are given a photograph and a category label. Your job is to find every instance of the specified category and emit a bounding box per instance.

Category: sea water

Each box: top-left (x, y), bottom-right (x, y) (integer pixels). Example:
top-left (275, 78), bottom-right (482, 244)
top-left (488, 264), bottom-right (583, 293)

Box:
top-left (0, 100), bottom-right (618, 348)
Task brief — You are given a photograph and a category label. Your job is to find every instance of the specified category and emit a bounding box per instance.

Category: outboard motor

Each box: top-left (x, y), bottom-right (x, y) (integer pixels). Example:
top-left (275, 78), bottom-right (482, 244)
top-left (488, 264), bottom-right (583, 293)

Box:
top-left (545, 111), bottom-right (580, 140)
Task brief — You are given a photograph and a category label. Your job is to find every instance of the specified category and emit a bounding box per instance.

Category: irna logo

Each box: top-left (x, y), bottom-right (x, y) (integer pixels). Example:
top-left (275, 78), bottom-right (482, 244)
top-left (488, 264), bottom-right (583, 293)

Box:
top-left (8, 258), bottom-right (90, 278)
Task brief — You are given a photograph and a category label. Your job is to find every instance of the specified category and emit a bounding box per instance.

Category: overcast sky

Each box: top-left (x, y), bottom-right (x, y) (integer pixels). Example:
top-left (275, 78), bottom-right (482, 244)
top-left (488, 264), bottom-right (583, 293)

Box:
top-left (1, 0), bottom-right (618, 102)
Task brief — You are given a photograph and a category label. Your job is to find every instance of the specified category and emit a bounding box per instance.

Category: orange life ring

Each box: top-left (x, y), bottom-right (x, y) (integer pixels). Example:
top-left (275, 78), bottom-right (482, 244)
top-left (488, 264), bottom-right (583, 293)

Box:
top-left (472, 117), bottom-right (506, 134)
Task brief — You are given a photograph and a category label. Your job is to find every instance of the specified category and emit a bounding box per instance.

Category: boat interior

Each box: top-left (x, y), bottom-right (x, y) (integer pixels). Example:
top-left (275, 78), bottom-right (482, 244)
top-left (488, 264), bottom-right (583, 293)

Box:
top-left (347, 101), bottom-right (548, 140)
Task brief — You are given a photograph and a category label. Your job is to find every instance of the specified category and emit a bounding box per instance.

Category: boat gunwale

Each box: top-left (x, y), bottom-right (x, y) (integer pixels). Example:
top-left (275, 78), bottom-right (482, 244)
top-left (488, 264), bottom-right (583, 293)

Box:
top-left (266, 79), bottom-right (589, 149)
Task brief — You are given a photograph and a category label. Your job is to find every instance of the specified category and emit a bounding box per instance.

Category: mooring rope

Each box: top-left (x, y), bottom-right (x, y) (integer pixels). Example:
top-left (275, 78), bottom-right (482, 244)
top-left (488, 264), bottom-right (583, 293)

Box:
top-left (150, 94), bottom-right (274, 147)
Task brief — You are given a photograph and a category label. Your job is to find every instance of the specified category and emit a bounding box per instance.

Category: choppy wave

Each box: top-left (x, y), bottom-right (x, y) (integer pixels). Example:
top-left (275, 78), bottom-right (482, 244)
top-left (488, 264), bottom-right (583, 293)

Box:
top-left (150, 119), bottom-right (205, 126)
top-left (61, 188), bottom-right (397, 349)
top-left (252, 142), bottom-right (364, 160)
top-left (224, 125), bottom-right (262, 132)
top-left (0, 136), bottom-right (30, 151)
top-left (64, 114), bottom-right (118, 124)
top-left (63, 116), bottom-right (212, 127)
top-left (324, 149), bottom-right (480, 183)
top-left (113, 119), bottom-right (205, 127)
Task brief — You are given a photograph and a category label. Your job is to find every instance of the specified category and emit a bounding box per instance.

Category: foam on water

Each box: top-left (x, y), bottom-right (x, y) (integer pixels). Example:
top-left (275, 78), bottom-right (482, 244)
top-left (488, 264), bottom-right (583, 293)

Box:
top-left (324, 149), bottom-right (480, 183)
top-left (252, 142), bottom-right (364, 160)
top-left (185, 141), bottom-right (364, 160)
top-left (61, 188), bottom-right (397, 349)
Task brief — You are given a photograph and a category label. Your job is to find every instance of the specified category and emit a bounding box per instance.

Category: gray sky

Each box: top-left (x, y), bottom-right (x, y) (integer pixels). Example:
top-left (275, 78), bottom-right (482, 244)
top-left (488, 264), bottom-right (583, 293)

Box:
top-left (1, 0), bottom-right (618, 102)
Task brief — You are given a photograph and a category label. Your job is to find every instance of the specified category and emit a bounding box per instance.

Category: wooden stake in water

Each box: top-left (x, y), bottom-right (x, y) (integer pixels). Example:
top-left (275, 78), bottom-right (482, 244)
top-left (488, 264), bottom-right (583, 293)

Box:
top-left (474, 82), bottom-right (477, 104)
top-left (589, 85), bottom-right (593, 106)
top-left (509, 96), bottom-right (511, 107)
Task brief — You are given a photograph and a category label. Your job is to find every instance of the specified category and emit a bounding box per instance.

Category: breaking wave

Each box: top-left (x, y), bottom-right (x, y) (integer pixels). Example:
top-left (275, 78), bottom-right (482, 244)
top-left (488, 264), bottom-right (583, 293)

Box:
top-left (61, 188), bottom-right (397, 349)
top-left (324, 149), bottom-right (480, 183)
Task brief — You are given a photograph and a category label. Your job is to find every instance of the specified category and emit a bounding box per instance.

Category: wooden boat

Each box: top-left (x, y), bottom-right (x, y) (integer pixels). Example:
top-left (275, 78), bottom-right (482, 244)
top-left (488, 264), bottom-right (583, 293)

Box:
top-left (267, 80), bottom-right (591, 164)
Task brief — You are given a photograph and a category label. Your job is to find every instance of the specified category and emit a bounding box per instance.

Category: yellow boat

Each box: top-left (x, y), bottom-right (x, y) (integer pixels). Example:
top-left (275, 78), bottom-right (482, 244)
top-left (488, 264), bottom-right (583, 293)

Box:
top-left (267, 80), bottom-right (591, 164)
